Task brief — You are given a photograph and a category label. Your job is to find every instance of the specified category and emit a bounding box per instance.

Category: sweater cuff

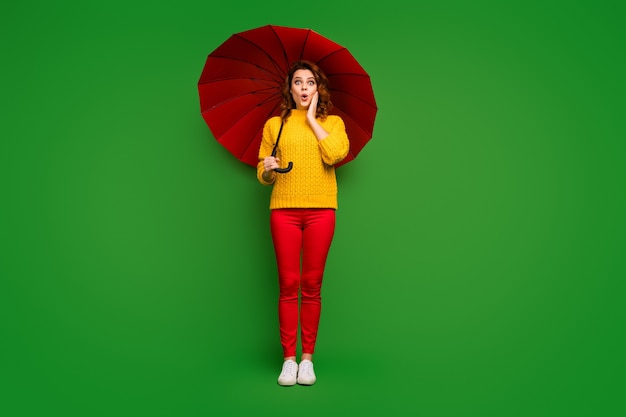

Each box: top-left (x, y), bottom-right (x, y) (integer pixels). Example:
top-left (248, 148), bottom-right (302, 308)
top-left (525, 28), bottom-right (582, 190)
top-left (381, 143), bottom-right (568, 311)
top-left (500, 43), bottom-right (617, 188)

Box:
top-left (257, 162), bottom-right (275, 185)
top-left (318, 136), bottom-right (349, 166)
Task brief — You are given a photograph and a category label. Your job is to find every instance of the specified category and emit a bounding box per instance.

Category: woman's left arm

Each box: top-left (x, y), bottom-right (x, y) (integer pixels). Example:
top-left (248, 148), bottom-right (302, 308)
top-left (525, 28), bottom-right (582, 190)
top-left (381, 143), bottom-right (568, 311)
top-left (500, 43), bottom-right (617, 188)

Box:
top-left (306, 93), bottom-right (330, 141)
top-left (307, 94), bottom-right (350, 166)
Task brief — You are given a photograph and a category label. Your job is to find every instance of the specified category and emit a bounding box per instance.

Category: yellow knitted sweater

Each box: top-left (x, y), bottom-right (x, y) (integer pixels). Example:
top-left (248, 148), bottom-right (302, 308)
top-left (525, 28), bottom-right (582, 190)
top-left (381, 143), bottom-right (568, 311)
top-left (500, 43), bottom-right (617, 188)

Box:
top-left (257, 109), bottom-right (349, 209)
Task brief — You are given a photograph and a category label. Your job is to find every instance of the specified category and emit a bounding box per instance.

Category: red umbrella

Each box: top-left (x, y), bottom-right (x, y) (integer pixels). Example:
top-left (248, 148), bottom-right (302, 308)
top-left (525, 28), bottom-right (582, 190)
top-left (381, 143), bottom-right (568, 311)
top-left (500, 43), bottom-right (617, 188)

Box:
top-left (197, 24), bottom-right (377, 168)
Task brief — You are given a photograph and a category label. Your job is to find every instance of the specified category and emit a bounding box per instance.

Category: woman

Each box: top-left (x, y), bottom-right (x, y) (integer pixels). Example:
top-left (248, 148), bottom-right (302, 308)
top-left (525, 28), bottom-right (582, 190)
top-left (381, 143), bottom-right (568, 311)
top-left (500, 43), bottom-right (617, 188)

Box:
top-left (257, 60), bottom-right (349, 386)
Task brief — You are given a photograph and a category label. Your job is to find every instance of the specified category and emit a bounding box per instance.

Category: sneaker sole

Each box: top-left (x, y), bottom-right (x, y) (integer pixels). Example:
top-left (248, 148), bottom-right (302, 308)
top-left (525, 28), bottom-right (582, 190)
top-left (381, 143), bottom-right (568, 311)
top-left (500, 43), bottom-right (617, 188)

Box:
top-left (278, 379), bottom-right (297, 386)
top-left (296, 379), bottom-right (316, 385)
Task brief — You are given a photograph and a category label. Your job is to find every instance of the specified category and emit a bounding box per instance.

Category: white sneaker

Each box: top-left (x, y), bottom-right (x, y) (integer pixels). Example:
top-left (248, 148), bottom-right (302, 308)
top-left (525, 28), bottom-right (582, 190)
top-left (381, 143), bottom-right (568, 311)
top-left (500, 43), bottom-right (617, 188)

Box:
top-left (277, 360), bottom-right (298, 386)
top-left (296, 360), bottom-right (316, 385)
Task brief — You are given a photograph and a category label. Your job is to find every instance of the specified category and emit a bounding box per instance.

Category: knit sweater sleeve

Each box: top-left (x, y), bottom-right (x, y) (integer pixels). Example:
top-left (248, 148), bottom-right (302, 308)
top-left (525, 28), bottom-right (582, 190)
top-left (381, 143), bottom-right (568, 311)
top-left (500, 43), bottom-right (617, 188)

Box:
top-left (318, 116), bottom-right (350, 166)
top-left (257, 117), bottom-right (279, 185)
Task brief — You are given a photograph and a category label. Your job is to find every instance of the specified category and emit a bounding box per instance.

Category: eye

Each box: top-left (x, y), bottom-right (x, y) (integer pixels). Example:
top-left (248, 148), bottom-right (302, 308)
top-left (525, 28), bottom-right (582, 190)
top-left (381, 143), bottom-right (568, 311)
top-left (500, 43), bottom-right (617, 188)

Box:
top-left (294, 80), bottom-right (301, 85)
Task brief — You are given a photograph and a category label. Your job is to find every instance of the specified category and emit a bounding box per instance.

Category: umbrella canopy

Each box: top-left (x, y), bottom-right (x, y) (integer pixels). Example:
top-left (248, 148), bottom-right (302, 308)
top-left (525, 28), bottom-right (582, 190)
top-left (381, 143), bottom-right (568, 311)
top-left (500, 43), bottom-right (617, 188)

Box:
top-left (198, 25), bottom-right (377, 168)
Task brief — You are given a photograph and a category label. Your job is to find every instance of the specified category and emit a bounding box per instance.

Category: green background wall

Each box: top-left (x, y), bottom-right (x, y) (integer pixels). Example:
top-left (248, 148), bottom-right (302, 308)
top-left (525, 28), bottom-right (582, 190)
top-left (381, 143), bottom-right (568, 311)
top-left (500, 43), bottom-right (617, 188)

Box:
top-left (2, 1), bottom-right (624, 416)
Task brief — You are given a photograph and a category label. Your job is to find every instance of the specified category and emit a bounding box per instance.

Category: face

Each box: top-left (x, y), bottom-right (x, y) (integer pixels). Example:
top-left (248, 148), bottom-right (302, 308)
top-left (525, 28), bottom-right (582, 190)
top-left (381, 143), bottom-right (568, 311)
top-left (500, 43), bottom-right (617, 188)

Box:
top-left (290, 69), bottom-right (317, 110)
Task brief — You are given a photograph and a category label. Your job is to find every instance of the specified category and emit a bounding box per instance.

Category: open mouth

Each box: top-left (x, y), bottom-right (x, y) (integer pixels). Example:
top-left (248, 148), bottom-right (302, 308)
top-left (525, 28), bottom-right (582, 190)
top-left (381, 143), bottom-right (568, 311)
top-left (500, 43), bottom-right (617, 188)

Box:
top-left (301, 94), bottom-right (309, 101)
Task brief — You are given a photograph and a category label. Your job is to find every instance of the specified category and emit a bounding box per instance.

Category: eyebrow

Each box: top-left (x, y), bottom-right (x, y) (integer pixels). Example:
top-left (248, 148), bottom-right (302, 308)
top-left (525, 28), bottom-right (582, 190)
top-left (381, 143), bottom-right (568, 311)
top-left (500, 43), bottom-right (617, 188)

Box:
top-left (294, 76), bottom-right (316, 80)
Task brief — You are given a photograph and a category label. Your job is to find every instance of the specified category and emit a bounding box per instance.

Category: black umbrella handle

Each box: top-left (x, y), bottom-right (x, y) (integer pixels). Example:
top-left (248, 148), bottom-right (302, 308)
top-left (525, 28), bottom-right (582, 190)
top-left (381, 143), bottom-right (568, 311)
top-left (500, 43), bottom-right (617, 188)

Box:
top-left (271, 120), bottom-right (293, 173)
top-left (274, 162), bottom-right (293, 173)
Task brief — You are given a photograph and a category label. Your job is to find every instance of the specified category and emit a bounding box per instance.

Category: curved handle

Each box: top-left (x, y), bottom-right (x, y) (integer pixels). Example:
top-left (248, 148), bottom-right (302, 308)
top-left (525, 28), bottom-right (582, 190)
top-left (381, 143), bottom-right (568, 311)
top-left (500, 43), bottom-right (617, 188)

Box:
top-left (271, 121), bottom-right (292, 173)
top-left (274, 162), bottom-right (293, 173)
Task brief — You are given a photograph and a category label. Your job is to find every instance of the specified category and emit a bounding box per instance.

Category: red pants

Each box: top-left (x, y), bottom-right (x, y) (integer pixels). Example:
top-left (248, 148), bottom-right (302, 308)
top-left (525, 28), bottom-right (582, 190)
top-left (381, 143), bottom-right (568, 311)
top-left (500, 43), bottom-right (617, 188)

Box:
top-left (270, 208), bottom-right (336, 358)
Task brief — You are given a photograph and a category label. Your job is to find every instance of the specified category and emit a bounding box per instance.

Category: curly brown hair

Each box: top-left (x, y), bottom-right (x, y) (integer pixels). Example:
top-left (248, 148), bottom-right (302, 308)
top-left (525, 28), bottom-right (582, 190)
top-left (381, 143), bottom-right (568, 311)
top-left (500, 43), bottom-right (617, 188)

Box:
top-left (280, 60), bottom-right (333, 121)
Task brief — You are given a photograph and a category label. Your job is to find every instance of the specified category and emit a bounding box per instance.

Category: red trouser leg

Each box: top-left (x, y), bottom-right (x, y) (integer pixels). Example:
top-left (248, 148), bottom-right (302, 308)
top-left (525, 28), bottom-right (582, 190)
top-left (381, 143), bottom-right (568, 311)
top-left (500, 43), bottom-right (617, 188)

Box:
top-left (270, 208), bottom-right (336, 358)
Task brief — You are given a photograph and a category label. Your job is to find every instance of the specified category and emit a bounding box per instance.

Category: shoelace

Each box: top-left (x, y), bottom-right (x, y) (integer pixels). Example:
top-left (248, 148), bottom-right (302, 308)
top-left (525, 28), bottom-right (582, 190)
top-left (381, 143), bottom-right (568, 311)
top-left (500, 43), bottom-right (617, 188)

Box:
top-left (299, 361), bottom-right (313, 376)
top-left (281, 361), bottom-right (297, 377)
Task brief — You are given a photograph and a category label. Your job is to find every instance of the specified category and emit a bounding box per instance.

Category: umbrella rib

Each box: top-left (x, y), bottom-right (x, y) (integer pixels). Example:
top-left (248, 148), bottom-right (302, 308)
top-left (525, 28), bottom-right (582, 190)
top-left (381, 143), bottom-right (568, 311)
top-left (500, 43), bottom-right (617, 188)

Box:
top-left (298, 29), bottom-right (312, 61)
top-left (327, 72), bottom-right (371, 77)
top-left (230, 92), bottom-right (280, 108)
top-left (314, 47), bottom-right (350, 68)
top-left (238, 100), bottom-right (282, 161)
top-left (203, 87), bottom-right (279, 110)
top-left (335, 109), bottom-right (375, 141)
top-left (201, 79), bottom-right (278, 88)
top-left (206, 55), bottom-right (283, 83)
top-left (233, 31), bottom-right (288, 79)
top-left (331, 90), bottom-right (378, 111)
top-left (212, 94), bottom-right (281, 144)
top-left (267, 26), bottom-right (293, 72)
